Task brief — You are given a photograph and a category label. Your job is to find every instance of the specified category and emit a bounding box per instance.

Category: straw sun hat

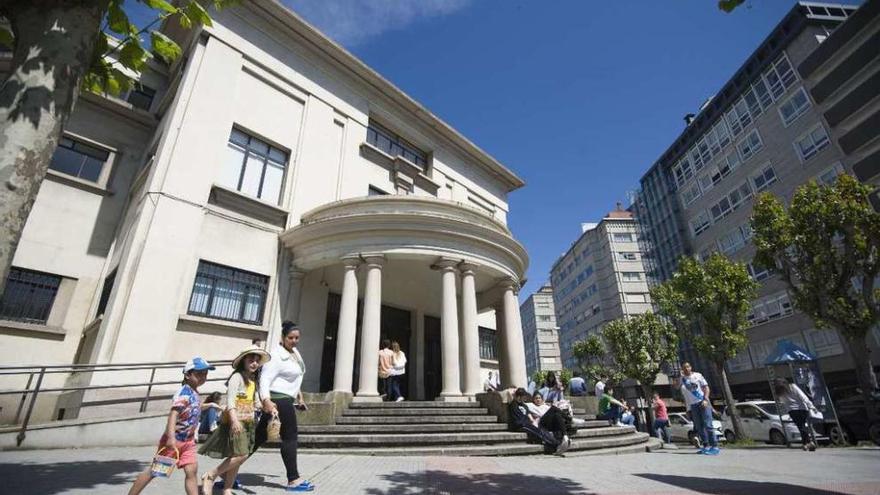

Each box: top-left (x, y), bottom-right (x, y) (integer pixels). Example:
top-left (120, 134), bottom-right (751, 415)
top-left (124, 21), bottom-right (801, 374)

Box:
top-left (232, 345), bottom-right (271, 369)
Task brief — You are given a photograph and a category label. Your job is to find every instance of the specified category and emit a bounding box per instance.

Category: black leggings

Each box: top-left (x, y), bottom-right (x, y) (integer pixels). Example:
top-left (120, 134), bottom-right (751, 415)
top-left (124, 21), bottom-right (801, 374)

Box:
top-left (254, 397), bottom-right (299, 482)
top-left (789, 409), bottom-right (815, 446)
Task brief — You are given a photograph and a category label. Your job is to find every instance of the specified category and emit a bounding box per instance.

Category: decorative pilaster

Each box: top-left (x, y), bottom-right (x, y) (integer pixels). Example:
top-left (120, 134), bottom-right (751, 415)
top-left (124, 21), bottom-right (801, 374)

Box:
top-left (459, 263), bottom-right (482, 397)
top-left (500, 279), bottom-right (527, 389)
top-left (332, 256), bottom-right (360, 393)
top-left (354, 254), bottom-right (385, 401)
top-left (437, 258), bottom-right (463, 400)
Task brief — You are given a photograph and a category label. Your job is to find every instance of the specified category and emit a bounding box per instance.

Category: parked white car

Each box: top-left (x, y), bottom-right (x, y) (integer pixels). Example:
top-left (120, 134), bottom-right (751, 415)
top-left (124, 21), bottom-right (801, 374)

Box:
top-left (667, 411), bottom-right (724, 446)
top-left (721, 401), bottom-right (802, 444)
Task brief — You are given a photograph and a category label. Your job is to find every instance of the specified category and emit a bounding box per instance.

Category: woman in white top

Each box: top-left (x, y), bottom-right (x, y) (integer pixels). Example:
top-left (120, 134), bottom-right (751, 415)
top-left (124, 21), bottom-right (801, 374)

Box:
top-left (389, 341), bottom-right (407, 402)
top-left (773, 378), bottom-right (818, 451)
top-left (254, 321), bottom-right (314, 492)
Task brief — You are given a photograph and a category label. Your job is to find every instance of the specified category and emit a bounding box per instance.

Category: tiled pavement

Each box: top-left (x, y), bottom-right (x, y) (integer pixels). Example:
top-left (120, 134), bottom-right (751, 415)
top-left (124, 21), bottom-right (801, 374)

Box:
top-left (1, 445), bottom-right (878, 494)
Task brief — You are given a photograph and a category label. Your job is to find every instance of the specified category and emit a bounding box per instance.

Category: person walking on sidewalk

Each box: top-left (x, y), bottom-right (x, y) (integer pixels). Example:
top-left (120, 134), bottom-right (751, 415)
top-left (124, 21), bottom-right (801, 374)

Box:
top-left (678, 362), bottom-right (719, 455)
top-left (128, 357), bottom-right (214, 495)
top-left (652, 392), bottom-right (671, 444)
top-left (774, 378), bottom-right (818, 451)
top-left (199, 345), bottom-right (270, 495)
top-left (389, 341), bottom-right (407, 402)
top-left (253, 321), bottom-right (314, 492)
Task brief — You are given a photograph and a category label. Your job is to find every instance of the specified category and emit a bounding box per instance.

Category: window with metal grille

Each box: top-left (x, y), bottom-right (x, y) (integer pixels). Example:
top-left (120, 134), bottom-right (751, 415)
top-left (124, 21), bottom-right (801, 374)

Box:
top-left (187, 261), bottom-right (269, 325)
top-left (366, 121), bottom-right (428, 169)
top-left (0, 267), bottom-right (62, 324)
top-left (49, 136), bottom-right (111, 182)
top-left (219, 128), bottom-right (289, 205)
top-left (479, 327), bottom-right (498, 360)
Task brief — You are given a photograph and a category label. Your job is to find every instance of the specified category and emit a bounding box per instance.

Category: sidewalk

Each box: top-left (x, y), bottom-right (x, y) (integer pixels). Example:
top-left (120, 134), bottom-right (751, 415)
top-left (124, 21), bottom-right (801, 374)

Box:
top-left (1, 445), bottom-right (878, 494)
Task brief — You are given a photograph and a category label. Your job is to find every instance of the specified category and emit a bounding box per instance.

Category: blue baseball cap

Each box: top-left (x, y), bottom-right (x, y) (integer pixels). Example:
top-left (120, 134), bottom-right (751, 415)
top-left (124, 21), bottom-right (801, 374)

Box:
top-left (183, 357), bottom-right (215, 374)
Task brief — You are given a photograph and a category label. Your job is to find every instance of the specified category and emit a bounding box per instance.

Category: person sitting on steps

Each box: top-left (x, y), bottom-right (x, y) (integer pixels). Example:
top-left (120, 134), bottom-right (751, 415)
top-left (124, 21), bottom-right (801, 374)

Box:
top-left (507, 388), bottom-right (571, 455)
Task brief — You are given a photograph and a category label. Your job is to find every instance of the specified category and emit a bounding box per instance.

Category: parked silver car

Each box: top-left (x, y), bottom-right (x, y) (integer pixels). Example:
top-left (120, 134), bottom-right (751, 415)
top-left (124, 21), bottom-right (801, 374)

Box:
top-left (667, 411), bottom-right (724, 446)
top-left (721, 401), bottom-right (802, 444)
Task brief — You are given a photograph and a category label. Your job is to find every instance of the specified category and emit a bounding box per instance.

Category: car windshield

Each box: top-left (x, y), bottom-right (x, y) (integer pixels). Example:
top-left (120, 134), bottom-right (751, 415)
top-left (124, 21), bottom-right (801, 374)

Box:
top-left (757, 403), bottom-right (779, 416)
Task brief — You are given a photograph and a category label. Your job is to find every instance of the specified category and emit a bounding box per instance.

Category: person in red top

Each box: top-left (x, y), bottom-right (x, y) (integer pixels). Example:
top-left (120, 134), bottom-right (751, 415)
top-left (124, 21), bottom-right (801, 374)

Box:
top-left (652, 392), bottom-right (671, 444)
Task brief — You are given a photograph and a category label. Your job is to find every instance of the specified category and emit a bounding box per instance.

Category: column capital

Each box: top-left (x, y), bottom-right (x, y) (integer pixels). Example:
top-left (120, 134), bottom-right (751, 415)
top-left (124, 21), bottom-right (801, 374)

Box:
top-left (288, 261), bottom-right (306, 280)
top-left (434, 257), bottom-right (461, 271)
top-left (458, 262), bottom-right (478, 275)
top-left (360, 253), bottom-right (386, 267)
top-left (497, 277), bottom-right (521, 293)
top-left (341, 255), bottom-right (361, 269)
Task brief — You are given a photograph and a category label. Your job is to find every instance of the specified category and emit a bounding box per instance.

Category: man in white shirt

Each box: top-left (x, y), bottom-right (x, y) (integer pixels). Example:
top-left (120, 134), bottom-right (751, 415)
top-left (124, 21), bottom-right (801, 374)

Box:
top-left (594, 375), bottom-right (606, 399)
top-left (677, 362), bottom-right (719, 455)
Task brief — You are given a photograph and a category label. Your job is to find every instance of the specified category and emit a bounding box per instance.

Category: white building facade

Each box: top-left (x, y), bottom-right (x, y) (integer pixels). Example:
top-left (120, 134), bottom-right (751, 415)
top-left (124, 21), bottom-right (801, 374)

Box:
top-left (0, 0), bottom-right (530, 421)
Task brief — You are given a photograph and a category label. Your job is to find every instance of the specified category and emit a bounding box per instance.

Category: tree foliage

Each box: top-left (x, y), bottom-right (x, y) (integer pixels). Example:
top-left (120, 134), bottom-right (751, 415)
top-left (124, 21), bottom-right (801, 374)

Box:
top-left (602, 313), bottom-right (678, 394)
top-left (571, 335), bottom-right (624, 385)
top-left (752, 174), bottom-right (880, 396)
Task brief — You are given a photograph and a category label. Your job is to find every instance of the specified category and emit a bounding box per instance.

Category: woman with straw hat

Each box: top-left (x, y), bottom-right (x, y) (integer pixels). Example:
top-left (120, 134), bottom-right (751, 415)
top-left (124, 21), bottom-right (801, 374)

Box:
top-left (199, 345), bottom-right (270, 495)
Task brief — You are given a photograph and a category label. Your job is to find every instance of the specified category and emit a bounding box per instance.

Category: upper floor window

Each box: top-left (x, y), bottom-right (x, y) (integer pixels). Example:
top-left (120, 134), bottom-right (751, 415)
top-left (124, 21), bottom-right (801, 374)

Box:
top-left (621, 272), bottom-right (642, 282)
top-left (124, 84), bottom-right (157, 112)
top-left (0, 267), bottom-right (62, 325)
top-left (617, 252), bottom-right (638, 261)
top-left (220, 128), bottom-right (289, 205)
top-left (188, 260), bottom-right (269, 325)
top-left (49, 136), bottom-right (111, 183)
top-left (367, 122), bottom-right (428, 169)
top-left (795, 125), bottom-right (830, 162)
top-left (368, 185), bottom-right (389, 196)
top-left (752, 164), bottom-right (778, 193)
top-left (737, 129), bottom-right (763, 162)
top-left (764, 55), bottom-right (797, 99)
top-left (778, 88), bottom-right (811, 127)
top-left (613, 233), bottom-right (634, 243)
top-left (816, 162), bottom-right (845, 186)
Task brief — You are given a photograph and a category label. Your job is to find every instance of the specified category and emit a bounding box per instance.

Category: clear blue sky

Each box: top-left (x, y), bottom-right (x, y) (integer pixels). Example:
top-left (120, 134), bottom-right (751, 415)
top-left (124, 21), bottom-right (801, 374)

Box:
top-left (128, 1), bottom-right (857, 300)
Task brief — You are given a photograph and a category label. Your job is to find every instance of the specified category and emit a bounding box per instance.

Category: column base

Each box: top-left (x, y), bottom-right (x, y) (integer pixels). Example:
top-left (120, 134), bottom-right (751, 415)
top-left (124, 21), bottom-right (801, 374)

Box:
top-left (352, 394), bottom-right (383, 403)
top-left (437, 394), bottom-right (470, 402)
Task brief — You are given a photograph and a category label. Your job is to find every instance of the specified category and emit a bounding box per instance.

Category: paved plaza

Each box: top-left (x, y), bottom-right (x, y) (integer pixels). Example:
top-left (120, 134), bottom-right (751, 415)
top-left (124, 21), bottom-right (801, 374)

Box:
top-left (1, 445), bottom-right (878, 494)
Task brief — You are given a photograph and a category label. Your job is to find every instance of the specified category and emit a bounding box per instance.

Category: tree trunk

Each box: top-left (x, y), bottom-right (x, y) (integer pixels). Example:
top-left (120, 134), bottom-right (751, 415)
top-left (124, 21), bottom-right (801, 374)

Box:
top-left (847, 333), bottom-right (878, 404)
top-left (715, 361), bottom-right (745, 441)
top-left (0, 0), bottom-right (106, 295)
top-left (641, 383), bottom-right (654, 436)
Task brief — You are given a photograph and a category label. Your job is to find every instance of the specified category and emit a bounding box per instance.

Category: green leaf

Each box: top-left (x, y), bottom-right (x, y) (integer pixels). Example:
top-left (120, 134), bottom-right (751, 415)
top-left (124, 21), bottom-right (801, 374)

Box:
top-left (141, 0), bottom-right (178, 14)
top-left (184, 0), bottom-right (213, 27)
top-left (119, 40), bottom-right (149, 72)
top-left (108, 1), bottom-right (137, 35)
top-left (0, 27), bottom-right (14, 50)
top-left (718, 0), bottom-right (745, 13)
top-left (150, 31), bottom-right (182, 63)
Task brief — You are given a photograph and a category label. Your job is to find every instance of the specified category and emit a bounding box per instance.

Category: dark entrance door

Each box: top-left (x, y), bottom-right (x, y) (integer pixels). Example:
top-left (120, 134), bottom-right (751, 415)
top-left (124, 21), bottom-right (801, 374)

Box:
top-left (381, 305), bottom-right (412, 399)
top-left (424, 315), bottom-right (442, 400)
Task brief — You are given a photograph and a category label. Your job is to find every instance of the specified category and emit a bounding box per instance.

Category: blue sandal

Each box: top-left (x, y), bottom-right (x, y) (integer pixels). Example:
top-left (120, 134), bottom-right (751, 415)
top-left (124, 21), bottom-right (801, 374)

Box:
top-left (286, 480), bottom-right (315, 492)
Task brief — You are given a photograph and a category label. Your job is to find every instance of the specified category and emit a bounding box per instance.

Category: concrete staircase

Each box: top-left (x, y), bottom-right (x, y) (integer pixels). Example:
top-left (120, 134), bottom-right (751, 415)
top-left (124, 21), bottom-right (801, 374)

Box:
top-left (298, 401), bottom-right (655, 456)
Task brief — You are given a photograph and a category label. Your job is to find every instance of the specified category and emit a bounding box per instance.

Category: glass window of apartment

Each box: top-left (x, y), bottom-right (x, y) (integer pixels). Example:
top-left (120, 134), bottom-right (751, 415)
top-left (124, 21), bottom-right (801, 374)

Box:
top-left (718, 227), bottom-right (746, 255)
top-left (752, 164), bottom-right (778, 193)
top-left (743, 88), bottom-right (762, 118)
top-left (705, 129), bottom-right (720, 157)
top-left (188, 260), bottom-right (269, 325)
top-left (737, 129), bottom-right (763, 162)
top-left (714, 120), bottom-right (731, 150)
top-left (698, 173), bottom-right (714, 193)
top-left (816, 162), bottom-right (845, 186)
top-left (710, 196), bottom-right (732, 222)
top-left (479, 327), bottom-right (498, 360)
top-left (752, 78), bottom-right (773, 109)
top-left (747, 262), bottom-right (771, 282)
top-left (698, 138), bottom-right (712, 164)
top-left (96, 269), bottom-right (117, 317)
top-left (748, 291), bottom-right (793, 325)
top-left (0, 267), bottom-right (62, 324)
top-left (779, 88), bottom-right (811, 127)
top-left (624, 293), bottom-right (648, 303)
top-left (764, 54), bottom-right (797, 99)
top-left (220, 128), bottom-right (289, 204)
top-left (124, 84), bottom-right (157, 111)
top-left (368, 185), bottom-right (388, 196)
top-left (366, 121), bottom-right (428, 169)
top-left (537, 315), bottom-right (553, 322)
top-left (613, 233), bottom-right (634, 242)
top-left (682, 182), bottom-right (701, 206)
top-left (726, 150), bottom-right (741, 172)
top-left (733, 98), bottom-right (752, 130)
top-left (621, 272), bottom-right (642, 282)
top-left (537, 301), bottom-right (551, 309)
top-left (690, 210), bottom-right (712, 236)
top-left (617, 252), bottom-right (638, 261)
top-left (49, 136), bottom-right (111, 183)
top-left (729, 181), bottom-right (753, 210)
top-left (795, 125), bottom-right (830, 162)
top-left (689, 148), bottom-right (704, 172)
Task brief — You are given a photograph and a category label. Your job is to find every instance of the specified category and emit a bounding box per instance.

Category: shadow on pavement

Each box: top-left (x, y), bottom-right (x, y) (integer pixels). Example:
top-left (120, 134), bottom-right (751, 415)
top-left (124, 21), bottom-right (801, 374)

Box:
top-left (235, 472), bottom-right (287, 491)
top-left (364, 470), bottom-right (593, 495)
top-left (0, 459), bottom-right (144, 494)
top-left (635, 473), bottom-right (849, 494)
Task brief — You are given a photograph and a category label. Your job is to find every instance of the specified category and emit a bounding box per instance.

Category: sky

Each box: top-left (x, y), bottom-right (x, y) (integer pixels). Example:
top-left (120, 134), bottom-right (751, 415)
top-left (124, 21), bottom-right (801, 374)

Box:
top-left (126, 0), bottom-right (856, 301)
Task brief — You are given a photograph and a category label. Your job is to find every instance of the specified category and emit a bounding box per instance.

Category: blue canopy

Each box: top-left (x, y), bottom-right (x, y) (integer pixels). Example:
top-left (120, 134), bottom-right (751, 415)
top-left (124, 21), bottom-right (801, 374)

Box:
top-left (764, 340), bottom-right (816, 365)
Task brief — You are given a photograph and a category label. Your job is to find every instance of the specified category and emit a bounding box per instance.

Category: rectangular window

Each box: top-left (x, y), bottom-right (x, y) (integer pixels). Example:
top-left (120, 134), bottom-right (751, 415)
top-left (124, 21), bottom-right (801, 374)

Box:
top-left (479, 327), bottom-right (498, 360)
top-left (368, 185), bottom-right (388, 196)
top-left (682, 183), bottom-right (701, 206)
top-left (737, 129), bottom-right (763, 162)
top-left (697, 138), bottom-right (712, 164)
top-left (747, 262), bottom-right (771, 282)
top-left (613, 233), bottom-right (634, 242)
top-left (96, 269), bottom-right (117, 317)
top-left (690, 210), bottom-right (712, 236)
top-left (367, 121), bottom-right (428, 169)
top-left (752, 78), bottom-right (773, 109)
top-left (778, 88), bottom-right (811, 126)
top-left (49, 136), bottom-right (111, 182)
top-left (748, 291), bottom-right (794, 326)
top-left (743, 88), bottom-right (762, 118)
top-left (705, 129), bottom-right (720, 157)
top-left (728, 181), bottom-right (753, 210)
top-left (187, 260), bottom-right (269, 325)
top-left (690, 148), bottom-right (704, 173)
top-left (537, 315), bottom-right (553, 322)
top-left (714, 120), bottom-right (731, 149)
top-left (0, 267), bottom-right (62, 324)
top-left (624, 293), bottom-right (648, 303)
top-left (764, 54), bottom-right (797, 99)
top-left (220, 128), bottom-right (289, 204)
top-left (124, 84), bottom-right (157, 111)
top-left (795, 125), bottom-right (830, 161)
top-left (752, 164), bottom-right (778, 193)
top-left (717, 227), bottom-right (746, 255)
top-left (621, 272), bottom-right (642, 282)
top-left (710, 197), bottom-right (732, 222)
top-left (617, 252), bottom-right (638, 261)
top-left (698, 173), bottom-right (714, 193)
top-left (816, 162), bottom-right (845, 186)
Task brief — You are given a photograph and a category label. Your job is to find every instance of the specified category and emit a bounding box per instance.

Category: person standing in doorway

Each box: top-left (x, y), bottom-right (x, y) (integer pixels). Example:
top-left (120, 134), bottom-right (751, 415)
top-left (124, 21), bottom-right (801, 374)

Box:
top-left (253, 321), bottom-right (314, 492)
top-left (678, 362), bottom-right (719, 455)
top-left (390, 341), bottom-right (407, 402)
top-left (774, 378), bottom-right (818, 451)
top-left (378, 339), bottom-right (394, 401)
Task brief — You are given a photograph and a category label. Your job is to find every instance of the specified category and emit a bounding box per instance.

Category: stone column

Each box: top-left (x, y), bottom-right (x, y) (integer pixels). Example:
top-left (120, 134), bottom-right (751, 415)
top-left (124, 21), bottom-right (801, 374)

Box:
top-left (437, 259), bottom-right (463, 400)
top-left (354, 254), bottom-right (385, 402)
top-left (500, 279), bottom-right (527, 389)
top-left (332, 256), bottom-right (360, 393)
top-left (272, 262), bottom-right (306, 346)
top-left (459, 263), bottom-right (482, 397)
top-left (494, 304), bottom-right (509, 388)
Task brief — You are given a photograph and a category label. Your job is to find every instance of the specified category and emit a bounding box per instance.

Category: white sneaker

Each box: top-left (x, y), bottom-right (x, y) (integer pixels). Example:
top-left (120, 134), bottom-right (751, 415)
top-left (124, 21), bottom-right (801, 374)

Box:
top-left (555, 435), bottom-right (571, 454)
top-left (615, 421), bottom-right (624, 427)
top-left (396, 397), bottom-right (404, 402)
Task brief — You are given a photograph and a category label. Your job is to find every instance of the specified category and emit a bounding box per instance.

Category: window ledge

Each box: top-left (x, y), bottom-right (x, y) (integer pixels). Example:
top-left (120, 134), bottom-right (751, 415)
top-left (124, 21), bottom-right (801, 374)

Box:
top-left (208, 184), bottom-right (289, 228)
top-left (360, 142), bottom-right (439, 195)
top-left (177, 314), bottom-right (268, 338)
top-left (0, 319), bottom-right (66, 338)
top-left (45, 170), bottom-right (113, 196)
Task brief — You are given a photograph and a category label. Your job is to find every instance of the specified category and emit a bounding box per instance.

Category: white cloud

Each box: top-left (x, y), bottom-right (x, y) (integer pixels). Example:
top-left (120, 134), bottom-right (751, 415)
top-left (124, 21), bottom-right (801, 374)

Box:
top-left (282, 0), bottom-right (471, 46)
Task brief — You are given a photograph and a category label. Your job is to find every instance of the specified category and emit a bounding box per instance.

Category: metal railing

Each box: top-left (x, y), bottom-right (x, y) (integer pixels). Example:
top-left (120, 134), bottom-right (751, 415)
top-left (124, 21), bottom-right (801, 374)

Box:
top-left (0, 359), bottom-right (232, 446)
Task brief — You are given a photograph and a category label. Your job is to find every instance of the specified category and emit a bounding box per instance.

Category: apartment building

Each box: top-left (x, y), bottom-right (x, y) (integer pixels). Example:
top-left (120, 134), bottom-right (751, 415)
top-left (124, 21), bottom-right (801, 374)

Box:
top-left (551, 208), bottom-right (652, 371)
top-left (520, 284), bottom-right (561, 378)
top-left (633, 2), bottom-right (878, 396)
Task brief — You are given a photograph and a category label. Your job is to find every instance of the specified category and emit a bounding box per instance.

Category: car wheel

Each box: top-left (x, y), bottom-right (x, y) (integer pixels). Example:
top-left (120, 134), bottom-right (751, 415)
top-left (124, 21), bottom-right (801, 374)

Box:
top-left (769, 429), bottom-right (786, 445)
top-left (687, 431), bottom-right (700, 447)
top-left (724, 429), bottom-right (736, 442)
top-left (828, 425), bottom-right (849, 446)
top-left (869, 423), bottom-right (880, 447)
